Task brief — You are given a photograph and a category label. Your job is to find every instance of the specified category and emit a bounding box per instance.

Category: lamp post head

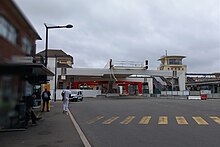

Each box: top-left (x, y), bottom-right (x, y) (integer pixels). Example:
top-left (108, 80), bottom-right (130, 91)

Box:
top-left (44, 23), bottom-right (73, 29)
top-left (66, 24), bottom-right (73, 28)
top-left (44, 23), bottom-right (73, 67)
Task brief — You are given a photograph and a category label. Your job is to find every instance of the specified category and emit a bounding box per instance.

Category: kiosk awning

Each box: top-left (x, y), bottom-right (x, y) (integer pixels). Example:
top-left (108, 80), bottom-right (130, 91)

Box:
top-left (0, 63), bottom-right (54, 76)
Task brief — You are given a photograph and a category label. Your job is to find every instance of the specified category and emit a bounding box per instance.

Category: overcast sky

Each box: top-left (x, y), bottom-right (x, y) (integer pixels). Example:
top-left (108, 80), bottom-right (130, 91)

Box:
top-left (15, 0), bottom-right (220, 73)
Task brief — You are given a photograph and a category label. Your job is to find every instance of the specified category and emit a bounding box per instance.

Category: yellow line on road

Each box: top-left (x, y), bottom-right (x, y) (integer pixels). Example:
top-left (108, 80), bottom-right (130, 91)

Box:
top-left (120, 116), bottom-right (135, 125)
top-left (87, 116), bottom-right (104, 124)
top-left (176, 116), bottom-right (188, 125)
top-left (210, 116), bottom-right (220, 125)
top-left (158, 116), bottom-right (168, 125)
top-left (192, 117), bottom-right (208, 125)
top-left (102, 116), bottom-right (119, 125)
top-left (139, 116), bottom-right (151, 125)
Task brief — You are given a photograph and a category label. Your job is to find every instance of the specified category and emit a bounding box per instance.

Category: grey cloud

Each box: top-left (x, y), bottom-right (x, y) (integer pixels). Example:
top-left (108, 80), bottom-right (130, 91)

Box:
top-left (15, 0), bottom-right (220, 72)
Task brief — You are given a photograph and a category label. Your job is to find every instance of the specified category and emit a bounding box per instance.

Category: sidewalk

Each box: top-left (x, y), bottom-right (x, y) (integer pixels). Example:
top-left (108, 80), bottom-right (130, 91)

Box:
top-left (0, 101), bottom-right (84, 147)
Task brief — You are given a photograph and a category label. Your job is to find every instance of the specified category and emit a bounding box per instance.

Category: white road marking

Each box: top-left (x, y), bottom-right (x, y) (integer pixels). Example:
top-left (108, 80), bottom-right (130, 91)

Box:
top-left (68, 109), bottom-right (91, 147)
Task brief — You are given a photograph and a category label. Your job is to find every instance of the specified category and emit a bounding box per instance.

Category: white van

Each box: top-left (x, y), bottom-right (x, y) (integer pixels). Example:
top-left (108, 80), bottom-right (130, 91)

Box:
top-left (70, 90), bottom-right (83, 102)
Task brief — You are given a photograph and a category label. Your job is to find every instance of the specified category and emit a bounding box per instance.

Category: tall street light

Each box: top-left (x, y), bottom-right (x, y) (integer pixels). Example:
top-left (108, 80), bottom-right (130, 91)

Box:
top-left (44, 23), bottom-right (73, 102)
top-left (44, 23), bottom-right (73, 67)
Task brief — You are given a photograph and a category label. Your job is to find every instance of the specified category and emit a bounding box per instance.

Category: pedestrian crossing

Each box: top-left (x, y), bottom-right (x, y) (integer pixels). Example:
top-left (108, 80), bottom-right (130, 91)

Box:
top-left (210, 116), bottom-right (220, 124)
top-left (176, 116), bottom-right (188, 125)
top-left (120, 116), bottom-right (135, 125)
top-left (158, 116), bottom-right (168, 125)
top-left (138, 116), bottom-right (151, 125)
top-left (102, 116), bottom-right (119, 125)
top-left (86, 115), bottom-right (220, 126)
top-left (192, 117), bottom-right (208, 125)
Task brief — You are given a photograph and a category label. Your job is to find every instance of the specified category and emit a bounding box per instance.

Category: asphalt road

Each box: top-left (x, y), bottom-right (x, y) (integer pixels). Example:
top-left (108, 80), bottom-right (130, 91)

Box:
top-left (69, 97), bottom-right (220, 147)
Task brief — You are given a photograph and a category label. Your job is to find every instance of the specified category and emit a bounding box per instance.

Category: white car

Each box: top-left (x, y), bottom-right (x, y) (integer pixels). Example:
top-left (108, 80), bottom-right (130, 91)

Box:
top-left (70, 90), bottom-right (83, 102)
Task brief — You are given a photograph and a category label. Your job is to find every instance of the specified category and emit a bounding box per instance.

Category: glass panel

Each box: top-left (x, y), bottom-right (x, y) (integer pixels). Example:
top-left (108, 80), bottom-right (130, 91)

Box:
top-left (0, 16), bottom-right (8, 38)
top-left (8, 25), bottom-right (17, 44)
top-left (0, 15), bottom-right (17, 45)
top-left (22, 37), bottom-right (32, 55)
top-left (168, 59), bottom-right (182, 65)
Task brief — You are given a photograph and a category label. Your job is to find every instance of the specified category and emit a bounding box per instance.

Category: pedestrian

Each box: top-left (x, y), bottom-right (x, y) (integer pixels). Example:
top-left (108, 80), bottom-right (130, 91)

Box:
top-left (25, 93), bottom-right (41, 127)
top-left (62, 86), bottom-right (71, 115)
top-left (41, 88), bottom-right (51, 112)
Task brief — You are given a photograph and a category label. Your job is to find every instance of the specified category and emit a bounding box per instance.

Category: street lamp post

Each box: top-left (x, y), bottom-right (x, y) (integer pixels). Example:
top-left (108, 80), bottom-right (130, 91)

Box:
top-left (54, 54), bottom-right (57, 101)
top-left (44, 23), bottom-right (73, 67)
top-left (44, 23), bottom-right (73, 102)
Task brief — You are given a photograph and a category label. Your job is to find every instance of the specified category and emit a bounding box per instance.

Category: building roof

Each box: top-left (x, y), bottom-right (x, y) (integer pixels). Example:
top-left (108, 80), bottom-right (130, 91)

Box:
top-left (37, 49), bottom-right (73, 58)
top-left (158, 55), bottom-right (186, 61)
top-left (9, 0), bottom-right (41, 40)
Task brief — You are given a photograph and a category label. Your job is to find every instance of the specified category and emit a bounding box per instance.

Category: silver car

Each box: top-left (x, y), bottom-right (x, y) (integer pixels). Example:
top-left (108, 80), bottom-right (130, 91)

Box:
top-left (70, 90), bottom-right (83, 102)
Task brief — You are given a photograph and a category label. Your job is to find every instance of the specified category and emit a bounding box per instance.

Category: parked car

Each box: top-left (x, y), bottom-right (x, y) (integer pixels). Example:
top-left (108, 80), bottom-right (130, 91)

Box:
top-left (70, 90), bottom-right (83, 102)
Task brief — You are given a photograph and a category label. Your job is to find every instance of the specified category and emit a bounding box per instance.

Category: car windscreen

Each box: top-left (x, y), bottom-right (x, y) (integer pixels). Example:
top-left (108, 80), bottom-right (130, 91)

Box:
top-left (71, 91), bottom-right (78, 94)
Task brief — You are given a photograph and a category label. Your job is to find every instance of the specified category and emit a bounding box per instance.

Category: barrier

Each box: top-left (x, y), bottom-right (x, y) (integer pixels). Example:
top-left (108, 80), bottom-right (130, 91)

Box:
top-left (188, 96), bottom-right (201, 100)
top-left (160, 90), bottom-right (220, 100)
top-left (161, 91), bottom-right (190, 96)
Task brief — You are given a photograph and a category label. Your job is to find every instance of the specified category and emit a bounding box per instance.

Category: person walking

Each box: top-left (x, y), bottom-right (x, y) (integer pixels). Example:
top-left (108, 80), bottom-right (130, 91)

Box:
top-left (41, 88), bottom-right (51, 112)
top-left (62, 86), bottom-right (71, 115)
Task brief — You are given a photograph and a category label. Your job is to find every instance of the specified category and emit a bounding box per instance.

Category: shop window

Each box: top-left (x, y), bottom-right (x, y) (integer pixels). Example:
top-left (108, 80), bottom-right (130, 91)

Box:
top-left (58, 82), bottom-right (63, 89)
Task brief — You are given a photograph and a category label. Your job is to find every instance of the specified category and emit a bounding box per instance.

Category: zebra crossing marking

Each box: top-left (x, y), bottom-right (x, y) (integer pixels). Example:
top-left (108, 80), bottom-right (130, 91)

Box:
top-left (102, 116), bottom-right (119, 125)
top-left (209, 116), bottom-right (220, 125)
top-left (139, 116), bottom-right (151, 125)
top-left (158, 116), bottom-right (168, 125)
top-left (87, 116), bottom-right (104, 124)
top-left (192, 117), bottom-right (209, 125)
top-left (120, 116), bottom-right (135, 124)
top-left (176, 116), bottom-right (188, 125)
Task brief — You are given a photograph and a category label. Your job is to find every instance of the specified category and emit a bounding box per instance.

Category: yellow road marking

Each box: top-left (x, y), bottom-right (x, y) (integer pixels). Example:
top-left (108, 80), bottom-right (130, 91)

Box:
top-left (158, 116), bottom-right (168, 125)
top-left (102, 117), bottom-right (119, 124)
top-left (176, 116), bottom-right (188, 125)
top-left (210, 116), bottom-right (220, 125)
top-left (87, 116), bottom-right (104, 124)
top-left (87, 115), bottom-right (218, 126)
top-left (120, 116), bottom-right (135, 124)
top-left (192, 117), bottom-right (208, 125)
top-left (139, 116), bottom-right (151, 125)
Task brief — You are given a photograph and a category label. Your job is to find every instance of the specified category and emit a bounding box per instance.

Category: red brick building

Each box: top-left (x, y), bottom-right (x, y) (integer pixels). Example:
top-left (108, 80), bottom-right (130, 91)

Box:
top-left (0, 0), bottom-right (53, 129)
top-left (0, 0), bottom-right (41, 62)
